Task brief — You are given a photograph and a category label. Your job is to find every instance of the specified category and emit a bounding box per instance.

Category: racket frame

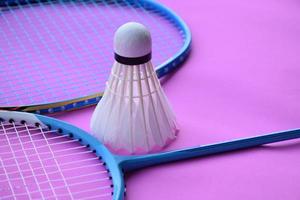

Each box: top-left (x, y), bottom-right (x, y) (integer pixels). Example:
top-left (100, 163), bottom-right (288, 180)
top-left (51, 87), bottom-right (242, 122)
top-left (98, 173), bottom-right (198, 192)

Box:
top-left (1, 110), bottom-right (300, 200)
top-left (0, 0), bottom-right (192, 114)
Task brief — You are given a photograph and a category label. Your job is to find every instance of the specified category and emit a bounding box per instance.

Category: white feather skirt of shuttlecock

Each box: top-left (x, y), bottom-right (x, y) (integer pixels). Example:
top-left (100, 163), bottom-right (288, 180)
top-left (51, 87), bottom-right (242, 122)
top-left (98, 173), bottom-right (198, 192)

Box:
top-left (91, 61), bottom-right (178, 154)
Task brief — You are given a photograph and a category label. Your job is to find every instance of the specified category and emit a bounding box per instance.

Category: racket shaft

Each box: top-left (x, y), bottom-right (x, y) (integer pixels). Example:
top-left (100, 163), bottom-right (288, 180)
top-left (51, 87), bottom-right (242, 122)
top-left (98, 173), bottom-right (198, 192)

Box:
top-left (121, 129), bottom-right (300, 171)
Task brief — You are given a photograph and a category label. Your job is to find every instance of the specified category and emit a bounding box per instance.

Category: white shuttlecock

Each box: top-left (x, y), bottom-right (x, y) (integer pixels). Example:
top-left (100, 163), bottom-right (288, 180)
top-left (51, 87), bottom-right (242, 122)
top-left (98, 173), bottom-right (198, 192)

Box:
top-left (90, 22), bottom-right (178, 154)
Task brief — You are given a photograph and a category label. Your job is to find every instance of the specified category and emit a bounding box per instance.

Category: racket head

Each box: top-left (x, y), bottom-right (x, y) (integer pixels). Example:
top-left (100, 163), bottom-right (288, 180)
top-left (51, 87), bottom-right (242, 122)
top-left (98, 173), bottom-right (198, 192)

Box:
top-left (0, 110), bottom-right (125, 199)
top-left (0, 0), bottom-right (191, 114)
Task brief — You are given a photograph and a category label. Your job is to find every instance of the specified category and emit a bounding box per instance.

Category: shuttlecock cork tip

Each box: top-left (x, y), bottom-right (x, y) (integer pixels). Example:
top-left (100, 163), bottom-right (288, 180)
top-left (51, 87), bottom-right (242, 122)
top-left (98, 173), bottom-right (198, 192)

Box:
top-left (114, 22), bottom-right (152, 65)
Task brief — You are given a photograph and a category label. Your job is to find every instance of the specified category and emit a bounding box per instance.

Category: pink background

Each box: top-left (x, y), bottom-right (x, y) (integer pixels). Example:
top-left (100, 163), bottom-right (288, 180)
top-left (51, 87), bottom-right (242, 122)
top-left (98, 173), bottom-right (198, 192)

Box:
top-left (56, 0), bottom-right (300, 199)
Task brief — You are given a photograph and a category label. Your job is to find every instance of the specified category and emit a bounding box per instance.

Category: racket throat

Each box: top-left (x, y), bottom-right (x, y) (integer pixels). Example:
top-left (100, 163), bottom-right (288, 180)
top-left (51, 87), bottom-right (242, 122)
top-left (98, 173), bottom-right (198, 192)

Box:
top-left (118, 129), bottom-right (300, 172)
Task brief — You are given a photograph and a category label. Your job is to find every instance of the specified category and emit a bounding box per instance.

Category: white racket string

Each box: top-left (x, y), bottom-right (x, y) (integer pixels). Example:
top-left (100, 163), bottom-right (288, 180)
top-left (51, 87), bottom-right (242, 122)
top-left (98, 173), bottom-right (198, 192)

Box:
top-left (1, 122), bottom-right (84, 199)
top-left (38, 172), bottom-right (110, 184)
top-left (1, 1), bottom-right (76, 100)
top-left (30, 0), bottom-right (105, 91)
top-left (0, 159), bottom-right (17, 200)
top-left (80, 193), bottom-right (113, 200)
top-left (1, 163), bottom-right (106, 180)
top-left (46, 190), bottom-right (112, 200)
top-left (12, 121), bottom-right (48, 199)
top-left (1, 3), bottom-right (58, 102)
top-left (0, 121), bottom-right (113, 199)
top-left (0, 133), bottom-right (68, 143)
top-left (2, 0), bottom-right (176, 79)
top-left (70, 188), bottom-right (112, 197)
top-left (52, 0), bottom-right (113, 65)
top-left (0, 157), bottom-right (101, 172)
top-left (38, 124), bottom-right (75, 198)
top-left (0, 146), bottom-right (92, 162)
top-left (0, 137), bottom-right (81, 153)
top-left (1, 83), bottom-right (105, 102)
top-left (25, 122), bottom-right (62, 198)
top-left (31, 0), bottom-right (98, 98)
top-left (0, 17), bottom-right (42, 104)
top-left (0, 78), bottom-right (109, 103)
top-left (1, 0), bottom-right (116, 96)
top-left (2, 193), bottom-right (112, 200)
top-left (0, 29), bottom-right (11, 104)
top-left (2, 183), bottom-right (112, 199)
top-left (14, 0), bottom-right (85, 100)
top-left (55, 0), bottom-right (108, 65)
top-left (0, 170), bottom-right (108, 183)
top-left (0, 57), bottom-right (109, 99)
top-left (0, 121), bottom-right (33, 199)
top-left (0, 125), bottom-right (54, 135)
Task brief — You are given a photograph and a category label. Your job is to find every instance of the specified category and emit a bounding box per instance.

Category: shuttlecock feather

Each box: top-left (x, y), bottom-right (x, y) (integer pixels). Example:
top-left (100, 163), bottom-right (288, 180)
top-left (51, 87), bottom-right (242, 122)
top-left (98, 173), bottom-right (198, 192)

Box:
top-left (90, 22), bottom-right (178, 154)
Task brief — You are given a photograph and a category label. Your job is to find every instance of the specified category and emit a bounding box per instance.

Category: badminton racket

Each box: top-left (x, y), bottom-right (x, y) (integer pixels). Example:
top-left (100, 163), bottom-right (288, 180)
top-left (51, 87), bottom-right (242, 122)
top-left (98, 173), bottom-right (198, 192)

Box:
top-left (1, 110), bottom-right (299, 199)
top-left (0, 0), bottom-right (191, 114)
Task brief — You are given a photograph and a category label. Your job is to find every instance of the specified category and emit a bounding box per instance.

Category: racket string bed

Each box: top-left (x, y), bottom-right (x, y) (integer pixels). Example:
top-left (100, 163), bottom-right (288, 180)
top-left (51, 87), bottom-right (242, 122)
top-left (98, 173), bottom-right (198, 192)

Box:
top-left (1, 0), bottom-right (110, 102)
top-left (3, 0), bottom-right (115, 89)
top-left (1, 121), bottom-right (35, 199)
top-left (0, 118), bottom-right (114, 199)
top-left (28, 0), bottom-right (108, 91)
top-left (0, 3), bottom-right (59, 103)
top-left (15, 0), bottom-right (97, 101)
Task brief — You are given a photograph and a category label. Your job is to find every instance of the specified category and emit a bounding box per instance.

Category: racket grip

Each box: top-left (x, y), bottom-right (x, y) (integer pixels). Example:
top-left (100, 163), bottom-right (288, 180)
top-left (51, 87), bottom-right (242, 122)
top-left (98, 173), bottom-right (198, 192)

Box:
top-left (121, 129), bottom-right (300, 171)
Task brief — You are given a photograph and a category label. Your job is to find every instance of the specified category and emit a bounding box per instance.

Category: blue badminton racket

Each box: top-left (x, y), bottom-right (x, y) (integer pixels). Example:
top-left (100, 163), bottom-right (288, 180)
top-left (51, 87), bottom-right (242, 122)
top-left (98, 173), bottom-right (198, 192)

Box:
top-left (0, 110), bottom-right (299, 199)
top-left (0, 0), bottom-right (191, 114)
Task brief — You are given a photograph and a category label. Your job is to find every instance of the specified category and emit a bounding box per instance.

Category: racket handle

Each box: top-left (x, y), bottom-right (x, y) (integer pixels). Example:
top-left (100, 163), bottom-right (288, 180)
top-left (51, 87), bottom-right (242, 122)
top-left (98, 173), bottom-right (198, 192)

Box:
top-left (120, 129), bottom-right (300, 171)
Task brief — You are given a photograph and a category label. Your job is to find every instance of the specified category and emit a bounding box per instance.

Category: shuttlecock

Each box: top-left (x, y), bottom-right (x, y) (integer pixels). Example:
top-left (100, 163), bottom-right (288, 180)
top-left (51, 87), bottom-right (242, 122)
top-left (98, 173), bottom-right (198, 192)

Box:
top-left (90, 22), bottom-right (178, 154)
